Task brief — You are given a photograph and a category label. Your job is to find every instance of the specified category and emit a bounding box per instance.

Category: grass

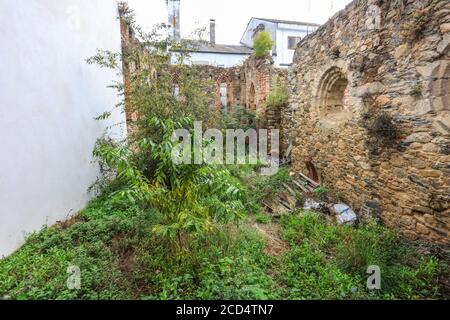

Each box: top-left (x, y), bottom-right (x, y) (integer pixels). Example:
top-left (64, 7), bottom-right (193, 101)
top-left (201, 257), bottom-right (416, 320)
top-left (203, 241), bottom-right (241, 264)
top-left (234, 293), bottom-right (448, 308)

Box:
top-left (276, 213), bottom-right (443, 299)
top-left (230, 165), bottom-right (293, 205)
top-left (0, 192), bottom-right (276, 300)
top-left (0, 167), bottom-right (447, 300)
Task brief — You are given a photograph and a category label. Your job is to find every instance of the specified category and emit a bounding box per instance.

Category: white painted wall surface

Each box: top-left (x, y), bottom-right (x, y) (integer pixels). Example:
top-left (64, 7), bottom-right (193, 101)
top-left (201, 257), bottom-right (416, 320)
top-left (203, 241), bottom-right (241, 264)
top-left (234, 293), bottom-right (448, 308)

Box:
top-left (0, 0), bottom-right (126, 257)
top-left (241, 18), bottom-right (319, 68)
top-left (240, 19), bottom-right (277, 50)
top-left (188, 52), bottom-right (250, 67)
top-left (275, 28), bottom-right (313, 67)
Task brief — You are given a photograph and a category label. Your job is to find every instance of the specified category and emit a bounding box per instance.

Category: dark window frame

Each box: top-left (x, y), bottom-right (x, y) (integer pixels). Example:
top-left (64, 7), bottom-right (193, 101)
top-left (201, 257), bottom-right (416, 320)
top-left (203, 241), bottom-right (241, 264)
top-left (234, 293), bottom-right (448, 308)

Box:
top-left (288, 36), bottom-right (302, 50)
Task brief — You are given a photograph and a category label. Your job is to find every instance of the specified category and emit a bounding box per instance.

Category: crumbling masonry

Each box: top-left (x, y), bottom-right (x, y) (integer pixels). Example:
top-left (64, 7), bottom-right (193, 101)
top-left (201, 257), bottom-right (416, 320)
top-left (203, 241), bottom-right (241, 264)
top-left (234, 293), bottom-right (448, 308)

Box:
top-left (282, 0), bottom-right (450, 243)
top-left (119, 5), bottom-right (286, 129)
top-left (119, 1), bottom-right (449, 244)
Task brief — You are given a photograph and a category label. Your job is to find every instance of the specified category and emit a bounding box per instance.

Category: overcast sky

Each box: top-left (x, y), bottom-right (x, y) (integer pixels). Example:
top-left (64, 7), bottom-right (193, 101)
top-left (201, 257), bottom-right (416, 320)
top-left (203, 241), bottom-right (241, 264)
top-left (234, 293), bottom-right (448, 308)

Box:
top-left (125, 0), bottom-right (354, 45)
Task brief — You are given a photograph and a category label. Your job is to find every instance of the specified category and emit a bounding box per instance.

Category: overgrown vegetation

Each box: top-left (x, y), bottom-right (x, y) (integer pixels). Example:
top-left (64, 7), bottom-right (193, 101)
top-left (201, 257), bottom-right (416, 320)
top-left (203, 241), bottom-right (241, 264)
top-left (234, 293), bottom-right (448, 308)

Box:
top-left (265, 77), bottom-right (289, 109)
top-left (0, 194), bottom-right (275, 299)
top-left (277, 213), bottom-right (443, 299)
top-left (221, 105), bottom-right (257, 130)
top-left (361, 94), bottom-right (400, 155)
top-left (1, 6), bottom-right (448, 300)
top-left (253, 31), bottom-right (274, 58)
top-left (1, 185), bottom-right (446, 300)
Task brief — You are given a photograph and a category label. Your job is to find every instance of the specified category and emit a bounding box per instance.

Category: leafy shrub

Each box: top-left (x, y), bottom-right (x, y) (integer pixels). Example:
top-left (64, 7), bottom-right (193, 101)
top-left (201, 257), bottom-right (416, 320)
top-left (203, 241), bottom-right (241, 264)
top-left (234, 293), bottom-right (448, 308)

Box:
top-left (92, 117), bottom-right (247, 252)
top-left (361, 111), bottom-right (400, 155)
top-left (253, 31), bottom-right (274, 58)
top-left (249, 166), bottom-right (293, 204)
top-left (221, 105), bottom-right (256, 130)
top-left (265, 78), bottom-right (289, 108)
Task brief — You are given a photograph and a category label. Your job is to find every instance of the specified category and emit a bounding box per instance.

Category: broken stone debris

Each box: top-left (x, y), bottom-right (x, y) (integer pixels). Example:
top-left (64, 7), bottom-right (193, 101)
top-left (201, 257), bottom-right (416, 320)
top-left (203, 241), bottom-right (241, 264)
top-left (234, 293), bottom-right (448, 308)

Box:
top-left (329, 203), bottom-right (357, 225)
top-left (303, 198), bottom-right (324, 211)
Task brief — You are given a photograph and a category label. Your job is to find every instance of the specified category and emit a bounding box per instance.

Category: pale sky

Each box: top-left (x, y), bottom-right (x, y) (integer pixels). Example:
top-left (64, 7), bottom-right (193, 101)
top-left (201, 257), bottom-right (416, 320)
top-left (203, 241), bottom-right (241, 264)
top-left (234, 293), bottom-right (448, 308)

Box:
top-left (125, 0), bottom-right (354, 45)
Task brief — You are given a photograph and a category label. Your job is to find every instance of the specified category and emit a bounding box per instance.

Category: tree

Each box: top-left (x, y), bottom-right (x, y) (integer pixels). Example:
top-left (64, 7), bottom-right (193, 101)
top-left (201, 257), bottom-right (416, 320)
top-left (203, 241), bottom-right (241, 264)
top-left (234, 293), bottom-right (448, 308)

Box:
top-left (253, 31), bottom-right (274, 58)
top-left (88, 5), bottom-right (247, 253)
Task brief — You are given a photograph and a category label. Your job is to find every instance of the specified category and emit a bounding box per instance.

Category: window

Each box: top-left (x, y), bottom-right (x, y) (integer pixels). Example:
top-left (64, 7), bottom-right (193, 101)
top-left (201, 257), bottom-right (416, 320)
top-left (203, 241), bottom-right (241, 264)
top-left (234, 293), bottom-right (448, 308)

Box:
top-left (288, 36), bottom-right (302, 50)
top-left (173, 84), bottom-right (180, 98)
top-left (219, 83), bottom-right (228, 109)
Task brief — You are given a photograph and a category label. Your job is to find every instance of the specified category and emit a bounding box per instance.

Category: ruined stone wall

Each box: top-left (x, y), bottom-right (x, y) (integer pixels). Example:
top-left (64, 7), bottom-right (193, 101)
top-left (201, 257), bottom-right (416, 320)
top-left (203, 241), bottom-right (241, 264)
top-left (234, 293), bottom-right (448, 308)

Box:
top-left (283, 0), bottom-right (450, 243)
top-left (242, 56), bottom-right (288, 129)
top-left (195, 56), bottom-right (287, 119)
top-left (119, 3), bottom-right (286, 125)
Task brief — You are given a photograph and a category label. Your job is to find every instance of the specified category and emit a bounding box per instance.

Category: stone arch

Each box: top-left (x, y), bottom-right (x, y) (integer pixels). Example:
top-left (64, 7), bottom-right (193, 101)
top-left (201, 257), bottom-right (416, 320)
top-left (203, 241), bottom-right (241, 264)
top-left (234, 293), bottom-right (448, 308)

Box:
top-left (429, 47), bottom-right (450, 112)
top-left (248, 82), bottom-right (256, 112)
top-left (171, 73), bottom-right (181, 98)
top-left (216, 74), bottom-right (233, 112)
top-left (316, 67), bottom-right (350, 113)
top-left (315, 66), bottom-right (352, 128)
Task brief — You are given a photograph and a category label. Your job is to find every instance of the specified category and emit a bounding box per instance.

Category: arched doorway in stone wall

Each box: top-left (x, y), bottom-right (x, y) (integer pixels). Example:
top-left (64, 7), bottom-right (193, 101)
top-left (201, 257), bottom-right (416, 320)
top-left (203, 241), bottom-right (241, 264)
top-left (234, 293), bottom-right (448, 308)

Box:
top-left (248, 82), bottom-right (256, 112)
top-left (217, 75), bottom-right (233, 113)
top-left (305, 161), bottom-right (320, 184)
top-left (315, 67), bottom-right (352, 128)
top-left (219, 82), bottom-right (228, 111)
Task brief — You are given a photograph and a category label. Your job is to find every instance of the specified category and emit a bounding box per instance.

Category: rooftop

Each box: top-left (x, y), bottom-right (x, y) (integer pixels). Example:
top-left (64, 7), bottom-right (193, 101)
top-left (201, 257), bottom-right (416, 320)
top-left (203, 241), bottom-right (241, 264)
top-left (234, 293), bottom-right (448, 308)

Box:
top-left (252, 17), bottom-right (321, 27)
top-left (173, 40), bottom-right (252, 55)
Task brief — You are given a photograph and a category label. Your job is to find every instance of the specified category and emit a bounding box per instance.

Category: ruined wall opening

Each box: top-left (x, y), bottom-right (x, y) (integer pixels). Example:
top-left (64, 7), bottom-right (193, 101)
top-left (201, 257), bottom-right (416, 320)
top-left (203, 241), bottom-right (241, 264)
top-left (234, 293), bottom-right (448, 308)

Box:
top-left (315, 67), bottom-right (351, 128)
top-left (240, 73), bottom-right (247, 106)
top-left (219, 83), bottom-right (228, 112)
top-left (172, 84), bottom-right (180, 98)
top-left (305, 161), bottom-right (319, 184)
top-left (248, 82), bottom-right (256, 111)
top-left (317, 67), bottom-right (350, 114)
top-left (216, 74), bottom-right (234, 113)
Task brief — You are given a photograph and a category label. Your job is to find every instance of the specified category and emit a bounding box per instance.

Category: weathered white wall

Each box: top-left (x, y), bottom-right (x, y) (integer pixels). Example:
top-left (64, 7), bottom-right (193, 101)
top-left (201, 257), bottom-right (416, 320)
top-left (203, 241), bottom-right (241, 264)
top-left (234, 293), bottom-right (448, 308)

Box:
top-left (275, 27), bottom-right (315, 67)
top-left (240, 19), bottom-right (277, 50)
top-left (241, 18), bottom-right (319, 68)
top-left (0, 0), bottom-right (126, 257)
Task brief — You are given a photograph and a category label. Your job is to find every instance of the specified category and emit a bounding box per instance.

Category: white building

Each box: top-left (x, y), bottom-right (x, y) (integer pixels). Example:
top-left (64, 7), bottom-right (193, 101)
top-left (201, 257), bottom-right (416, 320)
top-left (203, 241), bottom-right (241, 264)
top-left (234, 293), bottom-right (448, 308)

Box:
top-left (240, 18), bottom-right (320, 67)
top-left (0, 0), bottom-right (126, 257)
top-left (185, 39), bottom-right (252, 68)
top-left (171, 39), bottom-right (252, 68)
top-left (166, 1), bottom-right (320, 68)
top-left (167, 0), bottom-right (251, 67)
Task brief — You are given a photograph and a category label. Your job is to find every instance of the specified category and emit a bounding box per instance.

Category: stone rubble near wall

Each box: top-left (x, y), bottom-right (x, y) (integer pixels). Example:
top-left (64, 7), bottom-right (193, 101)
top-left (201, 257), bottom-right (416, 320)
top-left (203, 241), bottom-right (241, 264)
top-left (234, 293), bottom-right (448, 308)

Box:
top-left (282, 0), bottom-right (450, 244)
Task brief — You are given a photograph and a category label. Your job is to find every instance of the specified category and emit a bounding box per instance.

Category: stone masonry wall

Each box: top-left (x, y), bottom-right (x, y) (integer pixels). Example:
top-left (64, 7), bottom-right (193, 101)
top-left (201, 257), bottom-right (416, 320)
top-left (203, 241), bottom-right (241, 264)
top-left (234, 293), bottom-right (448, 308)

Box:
top-left (283, 0), bottom-right (450, 243)
top-left (120, 5), bottom-right (286, 125)
top-left (195, 55), bottom-right (287, 122)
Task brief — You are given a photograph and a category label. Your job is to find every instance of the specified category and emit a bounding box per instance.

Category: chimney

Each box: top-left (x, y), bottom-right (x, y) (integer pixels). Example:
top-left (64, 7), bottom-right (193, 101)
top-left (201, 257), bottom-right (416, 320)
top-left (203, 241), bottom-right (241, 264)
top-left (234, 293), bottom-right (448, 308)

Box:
top-left (166, 0), bottom-right (181, 41)
top-left (210, 19), bottom-right (216, 44)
